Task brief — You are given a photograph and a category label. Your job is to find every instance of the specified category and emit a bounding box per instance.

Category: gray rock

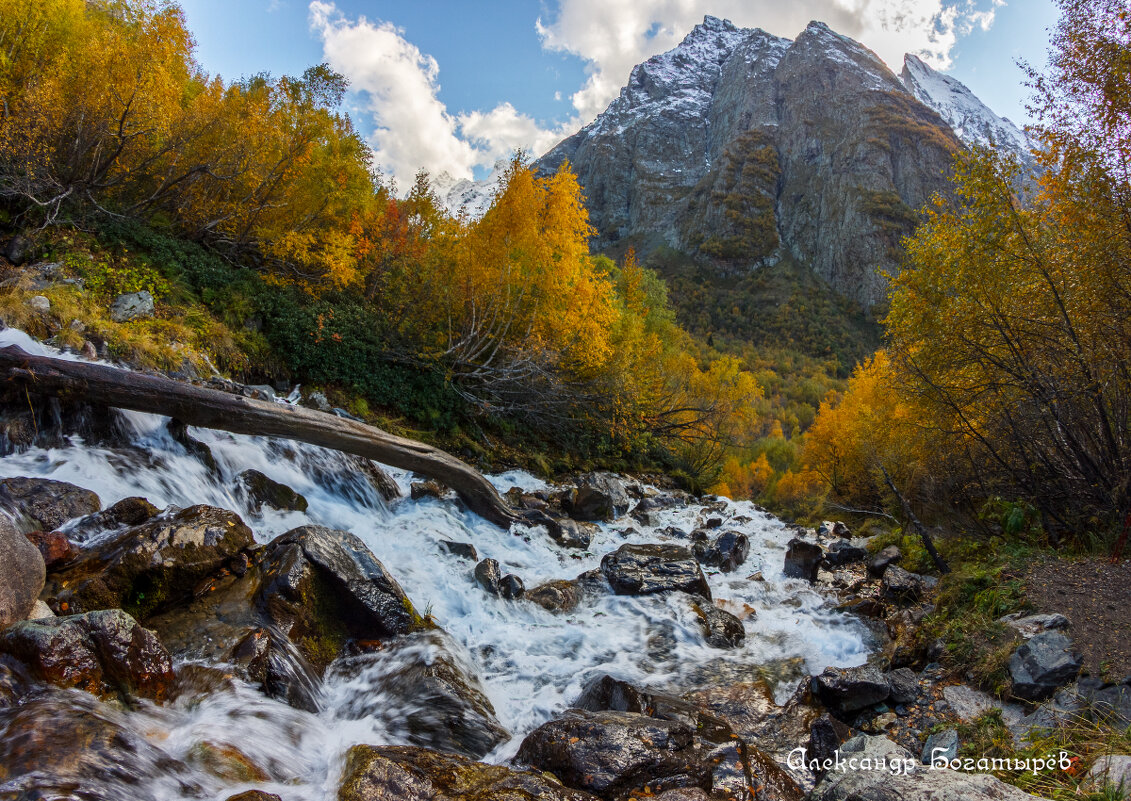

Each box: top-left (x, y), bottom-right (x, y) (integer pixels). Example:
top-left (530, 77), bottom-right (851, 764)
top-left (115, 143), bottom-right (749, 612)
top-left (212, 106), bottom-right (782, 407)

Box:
top-left (0, 514), bottom-right (45, 629)
top-left (813, 734), bottom-right (1046, 800)
top-left (27, 294), bottom-right (50, 313)
top-left (886, 667), bottom-right (920, 704)
top-left (109, 290), bottom-right (154, 322)
top-left (883, 565), bottom-right (937, 602)
top-left (27, 600), bottom-right (54, 620)
top-left (784, 538), bottom-right (823, 582)
top-left (601, 543), bottom-right (712, 599)
top-left (814, 664), bottom-right (890, 712)
top-left (867, 545), bottom-right (902, 577)
top-left (0, 476), bottom-right (101, 531)
top-left (921, 729), bottom-right (958, 765)
top-left (307, 390), bottom-right (332, 412)
top-left (1085, 755), bottom-right (1131, 798)
top-left (824, 540), bottom-right (868, 567)
top-left (1009, 631), bottom-right (1083, 702)
top-left (998, 612), bottom-right (1070, 639)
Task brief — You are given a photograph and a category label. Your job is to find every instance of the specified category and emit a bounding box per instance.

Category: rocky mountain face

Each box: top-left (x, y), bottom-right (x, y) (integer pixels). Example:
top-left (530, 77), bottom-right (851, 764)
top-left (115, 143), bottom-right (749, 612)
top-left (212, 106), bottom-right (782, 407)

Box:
top-left (536, 17), bottom-right (1032, 307)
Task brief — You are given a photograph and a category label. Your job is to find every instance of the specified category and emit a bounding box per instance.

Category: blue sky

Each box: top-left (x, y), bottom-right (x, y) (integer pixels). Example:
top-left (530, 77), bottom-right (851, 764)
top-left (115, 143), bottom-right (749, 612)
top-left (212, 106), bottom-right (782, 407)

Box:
top-left (178, 0), bottom-right (1059, 186)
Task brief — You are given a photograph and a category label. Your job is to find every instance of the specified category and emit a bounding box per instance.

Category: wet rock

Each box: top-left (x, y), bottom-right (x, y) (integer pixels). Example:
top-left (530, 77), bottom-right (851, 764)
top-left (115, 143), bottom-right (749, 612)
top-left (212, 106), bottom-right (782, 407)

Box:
top-left (527, 579), bottom-right (583, 613)
top-left (783, 539), bottom-right (823, 582)
top-left (812, 734), bottom-right (1044, 800)
top-left (0, 514), bottom-right (45, 628)
top-left (0, 692), bottom-right (193, 798)
top-left (885, 667), bottom-right (920, 704)
top-left (225, 792), bottom-right (283, 801)
top-left (823, 540), bottom-right (867, 568)
top-left (1084, 755), bottom-right (1131, 798)
top-left (998, 612), bottom-right (1070, 639)
top-left (867, 545), bottom-right (902, 577)
top-left (439, 540), bottom-right (478, 561)
top-left (601, 544), bottom-right (712, 599)
top-left (565, 473), bottom-right (630, 521)
top-left (692, 601), bottom-right (745, 649)
top-left (474, 558), bottom-right (503, 595)
top-left (808, 714), bottom-right (851, 773)
top-left (329, 631), bottom-right (508, 759)
top-left (0, 609), bottom-right (174, 700)
top-left (813, 664), bottom-right (890, 713)
top-left (44, 504), bottom-right (254, 618)
top-left (1080, 679), bottom-right (1131, 729)
top-left (1009, 631), bottom-right (1083, 702)
top-left (67, 495), bottom-right (161, 542)
top-left (237, 469), bottom-right (308, 513)
top-left (25, 529), bottom-right (79, 570)
top-left (500, 573), bottom-right (525, 600)
top-left (832, 522), bottom-right (851, 537)
top-left (357, 458), bottom-right (402, 502)
top-left (339, 743), bottom-right (598, 801)
top-left (410, 480), bottom-right (446, 500)
top-left (882, 566), bottom-right (936, 602)
top-left (166, 418), bottom-right (220, 473)
top-left (257, 525), bottom-right (424, 663)
top-left (109, 290), bottom-right (154, 322)
top-left (921, 728), bottom-right (959, 765)
top-left (692, 530), bottom-right (750, 572)
top-left (516, 709), bottom-right (710, 798)
top-left (187, 740), bottom-right (270, 783)
top-left (546, 516), bottom-right (595, 550)
top-left (0, 476), bottom-right (101, 531)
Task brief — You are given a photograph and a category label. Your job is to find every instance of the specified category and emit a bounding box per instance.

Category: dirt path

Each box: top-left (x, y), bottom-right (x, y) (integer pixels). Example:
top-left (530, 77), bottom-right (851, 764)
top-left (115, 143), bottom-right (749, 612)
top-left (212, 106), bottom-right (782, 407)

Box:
top-left (1026, 557), bottom-right (1131, 681)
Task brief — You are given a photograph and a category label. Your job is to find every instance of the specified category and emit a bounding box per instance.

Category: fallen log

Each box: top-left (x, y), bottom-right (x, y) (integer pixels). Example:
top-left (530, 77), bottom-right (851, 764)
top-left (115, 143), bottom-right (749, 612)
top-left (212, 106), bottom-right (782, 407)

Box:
top-left (0, 345), bottom-right (518, 528)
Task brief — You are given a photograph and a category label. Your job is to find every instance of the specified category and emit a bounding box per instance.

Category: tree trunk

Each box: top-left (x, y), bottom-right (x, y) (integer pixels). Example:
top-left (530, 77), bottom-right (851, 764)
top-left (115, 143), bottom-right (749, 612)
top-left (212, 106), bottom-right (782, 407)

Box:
top-left (0, 345), bottom-right (518, 528)
top-left (881, 466), bottom-right (949, 574)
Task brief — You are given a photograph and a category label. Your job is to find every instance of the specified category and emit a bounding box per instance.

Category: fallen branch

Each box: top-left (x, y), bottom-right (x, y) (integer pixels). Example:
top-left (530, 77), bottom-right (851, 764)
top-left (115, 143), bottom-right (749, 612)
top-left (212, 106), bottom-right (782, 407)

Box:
top-left (0, 345), bottom-right (518, 528)
top-left (880, 466), bottom-right (949, 574)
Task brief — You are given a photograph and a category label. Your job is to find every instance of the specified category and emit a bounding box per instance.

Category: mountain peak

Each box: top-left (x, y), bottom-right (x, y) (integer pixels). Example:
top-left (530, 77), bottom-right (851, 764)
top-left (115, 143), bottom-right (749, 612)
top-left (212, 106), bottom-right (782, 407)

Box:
top-left (900, 52), bottom-right (1032, 157)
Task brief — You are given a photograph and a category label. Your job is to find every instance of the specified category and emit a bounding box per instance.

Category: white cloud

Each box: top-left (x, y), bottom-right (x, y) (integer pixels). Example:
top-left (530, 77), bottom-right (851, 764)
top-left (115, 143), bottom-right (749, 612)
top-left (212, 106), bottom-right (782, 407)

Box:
top-left (537, 0), bottom-right (1003, 120)
top-left (309, 1), bottom-right (573, 188)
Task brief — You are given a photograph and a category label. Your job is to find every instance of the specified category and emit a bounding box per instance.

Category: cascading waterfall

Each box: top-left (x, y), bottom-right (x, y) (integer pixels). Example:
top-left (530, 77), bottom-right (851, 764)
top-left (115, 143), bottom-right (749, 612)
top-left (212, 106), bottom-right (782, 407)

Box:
top-left (0, 328), bottom-right (871, 800)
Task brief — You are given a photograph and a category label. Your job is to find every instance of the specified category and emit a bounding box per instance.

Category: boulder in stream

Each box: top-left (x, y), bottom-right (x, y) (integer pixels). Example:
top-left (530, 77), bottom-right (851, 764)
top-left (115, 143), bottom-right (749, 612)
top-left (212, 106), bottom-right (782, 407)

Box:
top-left (783, 539), bottom-right (823, 582)
top-left (601, 544), bottom-right (712, 599)
top-left (44, 504), bottom-right (254, 618)
top-left (564, 473), bottom-right (630, 521)
top-left (339, 743), bottom-right (597, 801)
top-left (0, 476), bottom-right (101, 531)
top-left (0, 609), bottom-right (174, 700)
top-left (813, 664), bottom-right (891, 713)
top-left (327, 630), bottom-right (508, 759)
top-left (692, 530), bottom-right (750, 573)
top-left (237, 469), bottom-right (308, 513)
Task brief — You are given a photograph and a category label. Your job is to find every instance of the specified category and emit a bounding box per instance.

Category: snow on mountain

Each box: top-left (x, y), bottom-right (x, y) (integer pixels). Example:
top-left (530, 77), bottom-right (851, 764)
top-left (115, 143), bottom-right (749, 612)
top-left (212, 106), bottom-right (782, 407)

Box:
top-left (900, 53), bottom-right (1033, 158)
top-left (431, 170), bottom-right (497, 219)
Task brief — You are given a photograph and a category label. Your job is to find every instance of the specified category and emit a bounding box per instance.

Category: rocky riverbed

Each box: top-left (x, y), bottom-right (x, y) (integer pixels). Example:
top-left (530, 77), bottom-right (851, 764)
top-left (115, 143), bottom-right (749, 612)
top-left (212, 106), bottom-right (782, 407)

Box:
top-left (1, 330), bottom-right (1127, 801)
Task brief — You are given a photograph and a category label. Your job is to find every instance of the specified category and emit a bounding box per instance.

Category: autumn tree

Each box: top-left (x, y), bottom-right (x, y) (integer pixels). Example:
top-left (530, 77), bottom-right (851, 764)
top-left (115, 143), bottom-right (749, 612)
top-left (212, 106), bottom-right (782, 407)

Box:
top-left (881, 0), bottom-right (1131, 537)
